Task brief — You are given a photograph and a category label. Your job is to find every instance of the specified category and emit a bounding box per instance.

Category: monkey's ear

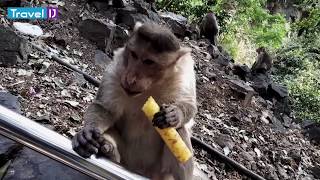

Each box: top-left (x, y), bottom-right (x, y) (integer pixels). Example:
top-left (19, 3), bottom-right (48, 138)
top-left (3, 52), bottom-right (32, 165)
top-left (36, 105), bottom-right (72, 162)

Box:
top-left (176, 47), bottom-right (191, 60)
top-left (134, 22), bottom-right (143, 32)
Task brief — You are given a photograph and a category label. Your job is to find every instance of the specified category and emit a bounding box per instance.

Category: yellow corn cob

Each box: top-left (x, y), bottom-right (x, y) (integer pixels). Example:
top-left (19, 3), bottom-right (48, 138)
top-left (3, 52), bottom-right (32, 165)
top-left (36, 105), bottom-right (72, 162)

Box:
top-left (142, 96), bottom-right (192, 163)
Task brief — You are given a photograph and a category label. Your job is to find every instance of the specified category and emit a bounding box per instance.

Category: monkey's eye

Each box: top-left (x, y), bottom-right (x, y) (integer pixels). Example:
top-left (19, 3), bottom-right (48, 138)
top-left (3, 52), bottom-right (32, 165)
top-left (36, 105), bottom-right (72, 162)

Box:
top-left (130, 50), bottom-right (138, 59)
top-left (142, 59), bottom-right (155, 65)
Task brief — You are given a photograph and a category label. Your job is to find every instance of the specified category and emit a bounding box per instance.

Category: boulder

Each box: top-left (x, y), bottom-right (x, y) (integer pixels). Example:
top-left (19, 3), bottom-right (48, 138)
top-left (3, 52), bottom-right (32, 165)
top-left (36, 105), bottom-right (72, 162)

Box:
top-left (115, 1), bottom-right (160, 29)
top-left (233, 64), bottom-right (251, 81)
top-left (228, 79), bottom-right (256, 106)
top-left (0, 92), bottom-right (21, 114)
top-left (160, 12), bottom-right (188, 37)
top-left (0, 25), bottom-right (29, 67)
top-left (185, 23), bottom-right (200, 40)
top-left (250, 73), bottom-right (272, 98)
top-left (133, 0), bottom-right (160, 22)
top-left (78, 19), bottom-right (128, 51)
top-left (116, 8), bottom-right (150, 29)
top-left (112, 0), bottom-right (126, 8)
top-left (268, 83), bottom-right (288, 100)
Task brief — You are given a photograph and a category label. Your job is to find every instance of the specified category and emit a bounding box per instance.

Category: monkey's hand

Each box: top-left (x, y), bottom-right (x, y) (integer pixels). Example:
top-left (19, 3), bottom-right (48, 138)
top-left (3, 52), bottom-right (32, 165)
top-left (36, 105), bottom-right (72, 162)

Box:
top-left (152, 104), bottom-right (183, 129)
top-left (72, 125), bottom-right (102, 158)
top-left (97, 138), bottom-right (116, 160)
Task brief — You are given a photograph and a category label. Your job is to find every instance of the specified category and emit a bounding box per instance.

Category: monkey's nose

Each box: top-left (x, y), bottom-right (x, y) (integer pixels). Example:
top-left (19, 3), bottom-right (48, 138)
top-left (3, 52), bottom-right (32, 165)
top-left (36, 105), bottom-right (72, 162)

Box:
top-left (126, 76), bottom-right (137, 86)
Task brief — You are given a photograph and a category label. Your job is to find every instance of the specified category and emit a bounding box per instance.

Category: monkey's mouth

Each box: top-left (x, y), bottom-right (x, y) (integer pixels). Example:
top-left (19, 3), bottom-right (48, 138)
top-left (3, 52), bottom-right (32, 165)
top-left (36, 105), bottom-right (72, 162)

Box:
top-left (121, 85), bottom-right (142, 96)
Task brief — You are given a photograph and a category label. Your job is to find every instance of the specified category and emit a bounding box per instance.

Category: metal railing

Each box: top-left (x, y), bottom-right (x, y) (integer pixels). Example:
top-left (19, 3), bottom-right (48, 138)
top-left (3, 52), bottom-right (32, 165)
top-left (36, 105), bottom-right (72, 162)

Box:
top-left (0, 105), bottom-right (148, 180)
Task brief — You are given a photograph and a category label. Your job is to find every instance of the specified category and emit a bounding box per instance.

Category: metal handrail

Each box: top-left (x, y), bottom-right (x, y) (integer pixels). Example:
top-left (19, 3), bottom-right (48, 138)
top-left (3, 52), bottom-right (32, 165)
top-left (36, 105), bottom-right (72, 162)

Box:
top-left (0, 105), bottom-right (148, 180)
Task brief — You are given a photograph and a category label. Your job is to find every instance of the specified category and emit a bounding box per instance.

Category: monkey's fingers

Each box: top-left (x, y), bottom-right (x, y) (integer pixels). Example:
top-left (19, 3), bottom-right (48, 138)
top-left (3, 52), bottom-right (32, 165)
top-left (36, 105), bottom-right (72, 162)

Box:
top-left (100, 143), bottom-right (114, 156)
top-left (76, 132), bottom-right (99, 154)
top-left (72, 136), bottom-right (96, 158)
top-left (166, 115), bottom-right (179, 127)
top-left (77, 147), bottom-right (93, 158)
top-left (92, 127), bottom-right (102, 139)
top-left (83, 128), bottom-right (100, 148)
top-left (153, 115), bottom-right (170, 129)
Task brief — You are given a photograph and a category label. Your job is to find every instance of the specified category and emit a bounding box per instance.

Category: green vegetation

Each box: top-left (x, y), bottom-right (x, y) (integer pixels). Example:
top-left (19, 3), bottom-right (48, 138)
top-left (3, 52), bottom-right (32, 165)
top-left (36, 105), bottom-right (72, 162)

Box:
top-left (274, 1), bottom-right (320, 122)
top-left (156, 0), bottom-right (320, 122)
top-left (157, 0), bottom-right (287, 64)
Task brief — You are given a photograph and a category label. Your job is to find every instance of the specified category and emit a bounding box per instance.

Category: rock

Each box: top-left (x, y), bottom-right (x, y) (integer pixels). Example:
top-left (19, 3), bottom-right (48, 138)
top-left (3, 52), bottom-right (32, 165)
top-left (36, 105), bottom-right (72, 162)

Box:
top-left (217, 45), bottom-right (234, 63)
top-left (111, 25), bottom-right (129, 50)
top-left (90, 1), bottom-right (110, 11)
top-left (213, 134), bottom-right (234, 150)
top-left (288, 149), bottom-right (301, 165)
top-left (160, 12), bottom-right (188, 37)
top-left (133, 0), bottom-right (159, 21)
top-left (240, 151), bottom-right (254, 162)
top-left (185, 24), bottom-right (200, 40)
top-left (0, 92), bottom-right (21, 114)
top-left (207, 45), bottom-right (232, 66)
top-left (116, 8), bottom-right (150, 29)
top-left (273, 97), bottom-right (291, 118)
top-left (250, 73), bottom-right (272, 98)
top-left (232, 64), bottom-right (251, 81)
top-left (0, 25), bottom-right (29, 67)
top-left (204, 67), bottom-right (217, 81)
top-left (116, 1), bottom-right (160, 29)
top-left (3, 148), bottom-right (91, 180)
top-left (133, 0), bottom-right (152, 15)
top-left (271, 116), bottom-right (286, 132)
top-left (228, 79), bottom-right (255, 106)
top-left (260, 110), bottom-right (272, 124)
top-left (268, 83), bottom-right (288, 100)
top-left (78, 19), bottom-right (112, 50)
top-left (309, 166), bottom-right (320, 179)
top-left (193, 166), bottom-right (210, 180)
top-left (282, 115), bottom-right (292, 128)
top-left (207, 45), bottom-right (220, 59)
top-left (112, 0), bottom-right (126, 8)
top-left (13, 22), bottom-right (43, 37)
top-left (266, 164), bottom-right (280, 180)
top-left (78, 19), bottom-right (128, 51)
top-left (277, 165), bottom-right (289, 179)
top-left (303, 122), bottom-right (320, 144)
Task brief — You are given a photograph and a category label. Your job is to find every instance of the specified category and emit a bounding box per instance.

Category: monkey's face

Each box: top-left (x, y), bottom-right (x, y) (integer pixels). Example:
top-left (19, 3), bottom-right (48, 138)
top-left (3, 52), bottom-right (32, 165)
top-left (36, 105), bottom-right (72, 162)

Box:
top-left (120, 46), bottom-right (177, 96)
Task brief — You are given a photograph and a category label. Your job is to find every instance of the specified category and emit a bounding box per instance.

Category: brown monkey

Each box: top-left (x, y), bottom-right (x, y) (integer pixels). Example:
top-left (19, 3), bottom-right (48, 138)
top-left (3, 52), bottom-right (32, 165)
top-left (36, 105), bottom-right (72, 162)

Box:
top-left (72, 22), bottom-right (197, 180)
top-left (251, 47), bottom-right (272, 74)
top-left (200, 12), bottom-right (219, 45)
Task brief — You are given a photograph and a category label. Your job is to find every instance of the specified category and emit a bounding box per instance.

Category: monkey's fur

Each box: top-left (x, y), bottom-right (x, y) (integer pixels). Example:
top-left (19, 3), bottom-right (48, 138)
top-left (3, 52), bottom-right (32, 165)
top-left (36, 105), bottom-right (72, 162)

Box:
top-left (251, 47), bottom-right (273, 74)
top-left (72, 22), bottom-right (197, 180)
top-left (200, 12), bottom-right (219, 45)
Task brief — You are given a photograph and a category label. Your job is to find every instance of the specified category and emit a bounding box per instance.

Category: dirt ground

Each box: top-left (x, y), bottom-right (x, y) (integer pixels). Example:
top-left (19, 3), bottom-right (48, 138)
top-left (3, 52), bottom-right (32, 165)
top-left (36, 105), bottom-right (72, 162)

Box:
top-left (0, 0), bottom-right (319, 179)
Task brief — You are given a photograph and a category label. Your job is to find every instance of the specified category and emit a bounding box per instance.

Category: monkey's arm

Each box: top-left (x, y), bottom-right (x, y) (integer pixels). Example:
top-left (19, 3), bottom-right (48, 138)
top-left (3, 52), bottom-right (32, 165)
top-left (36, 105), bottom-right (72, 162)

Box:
top-left (83, 102), bottom-right (115, 133)
top-left (153, 95), bottom-right (197, 129)
top-left (174, 98), bottom-right (197, 127)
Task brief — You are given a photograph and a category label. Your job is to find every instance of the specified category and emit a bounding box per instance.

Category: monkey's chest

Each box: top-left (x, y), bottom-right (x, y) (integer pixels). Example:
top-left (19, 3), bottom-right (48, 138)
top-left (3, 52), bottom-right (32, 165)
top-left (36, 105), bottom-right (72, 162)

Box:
top-left (116, 111), bottom-right (164, 170)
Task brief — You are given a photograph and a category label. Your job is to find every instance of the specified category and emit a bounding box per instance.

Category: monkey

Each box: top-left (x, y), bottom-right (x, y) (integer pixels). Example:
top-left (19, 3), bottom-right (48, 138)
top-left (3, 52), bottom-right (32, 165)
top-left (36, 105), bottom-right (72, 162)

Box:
top-left (251, 47), bottom-right (272, 75)
top-left (72, 22), bottom-right (197, 180)
top-left (200, 12), bottom-right (219, 46)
